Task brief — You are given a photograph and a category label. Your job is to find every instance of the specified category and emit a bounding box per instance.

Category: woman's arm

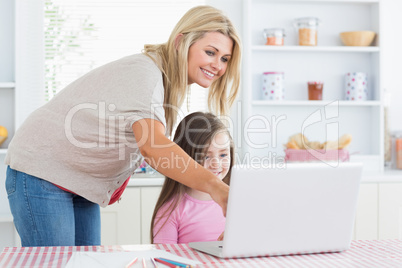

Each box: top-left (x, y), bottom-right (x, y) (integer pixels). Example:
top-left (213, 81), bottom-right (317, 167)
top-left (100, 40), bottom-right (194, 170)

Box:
top-left (132, 119), bottom-right (229, 216)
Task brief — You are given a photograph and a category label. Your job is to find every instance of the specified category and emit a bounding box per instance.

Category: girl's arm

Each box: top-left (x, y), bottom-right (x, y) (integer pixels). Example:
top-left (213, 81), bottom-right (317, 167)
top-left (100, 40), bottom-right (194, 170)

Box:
top-left (132, 118), bottom-right (229, 215)
top-left (152, 207), bottom-right (179, 244)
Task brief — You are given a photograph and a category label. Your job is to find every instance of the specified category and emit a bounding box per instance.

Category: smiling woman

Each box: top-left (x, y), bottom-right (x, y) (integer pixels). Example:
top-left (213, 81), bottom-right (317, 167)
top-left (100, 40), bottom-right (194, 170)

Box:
top-left (6, 5), bottom-right (242, 247)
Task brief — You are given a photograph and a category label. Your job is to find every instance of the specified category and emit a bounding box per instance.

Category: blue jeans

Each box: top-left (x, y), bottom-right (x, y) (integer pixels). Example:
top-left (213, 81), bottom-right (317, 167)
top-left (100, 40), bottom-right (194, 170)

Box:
top-left (5, 166), bottom-right (101, 247)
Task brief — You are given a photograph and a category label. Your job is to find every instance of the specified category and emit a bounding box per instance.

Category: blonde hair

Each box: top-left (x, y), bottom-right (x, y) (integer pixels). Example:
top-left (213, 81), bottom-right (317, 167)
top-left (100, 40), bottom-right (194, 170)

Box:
top-left (143, 5), bottom-right (242, 135)
top-left (150, 112), bottom-right (235, 243)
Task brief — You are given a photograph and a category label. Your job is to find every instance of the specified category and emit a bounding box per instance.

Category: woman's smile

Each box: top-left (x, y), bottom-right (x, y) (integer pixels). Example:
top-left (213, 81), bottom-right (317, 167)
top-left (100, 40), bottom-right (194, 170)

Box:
top-left (201, 68), bottom-right (215, 79)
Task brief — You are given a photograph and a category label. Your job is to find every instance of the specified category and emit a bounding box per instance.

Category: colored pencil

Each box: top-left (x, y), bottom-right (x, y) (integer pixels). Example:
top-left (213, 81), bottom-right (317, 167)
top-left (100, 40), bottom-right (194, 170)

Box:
top-left (125, 257), bottom-right (138, 268)
top-left (151, 257), bottom-right (159, 268)
top-left (157, 257), bottom-right (192, 268)
top-left (154, 257), bottom-right (179, 268)
top-left (142, 257), bottom-right (147, 268)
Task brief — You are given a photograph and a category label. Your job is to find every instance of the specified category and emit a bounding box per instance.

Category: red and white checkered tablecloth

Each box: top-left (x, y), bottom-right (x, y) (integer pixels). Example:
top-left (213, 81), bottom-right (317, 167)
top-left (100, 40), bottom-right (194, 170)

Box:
top-left (1, 240), bottom-right (402, 268)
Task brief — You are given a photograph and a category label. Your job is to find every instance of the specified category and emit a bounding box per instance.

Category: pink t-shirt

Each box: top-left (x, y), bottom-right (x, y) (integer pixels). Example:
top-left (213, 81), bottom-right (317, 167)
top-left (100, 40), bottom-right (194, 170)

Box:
top-left (153, 193), bottom-right (226, 244)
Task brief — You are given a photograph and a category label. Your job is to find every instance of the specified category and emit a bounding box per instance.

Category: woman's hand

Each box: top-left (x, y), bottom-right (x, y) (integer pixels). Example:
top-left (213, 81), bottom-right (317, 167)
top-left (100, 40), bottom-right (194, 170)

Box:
top-left (208, 179), bottom-right (229, 217)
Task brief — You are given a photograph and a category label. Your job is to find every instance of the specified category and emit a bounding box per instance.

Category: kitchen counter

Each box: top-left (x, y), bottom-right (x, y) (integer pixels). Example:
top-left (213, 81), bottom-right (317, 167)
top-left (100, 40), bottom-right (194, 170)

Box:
top-left (128, 173), bottom-right (164, 187)
top-left (128, 169), bottom-right (402, 187)
top-left (361, 169), bottom-right (402, 183)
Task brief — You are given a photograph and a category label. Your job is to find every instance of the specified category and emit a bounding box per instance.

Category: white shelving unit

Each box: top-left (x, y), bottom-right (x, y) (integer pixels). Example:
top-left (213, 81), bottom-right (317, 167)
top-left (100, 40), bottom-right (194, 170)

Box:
top-left (242, 0), bottom-right (383, 171)
top-left (0, 0), bottom-right (17, 250)
top-left (0, 82), bottom-right (15, 231)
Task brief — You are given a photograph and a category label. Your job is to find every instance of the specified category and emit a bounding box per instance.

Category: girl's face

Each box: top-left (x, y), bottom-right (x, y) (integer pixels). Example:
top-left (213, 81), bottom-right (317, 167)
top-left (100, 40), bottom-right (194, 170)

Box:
top-left (203, 131), bottom-right (231, 180)
top-left (187, 32), bottom-right (233, 87)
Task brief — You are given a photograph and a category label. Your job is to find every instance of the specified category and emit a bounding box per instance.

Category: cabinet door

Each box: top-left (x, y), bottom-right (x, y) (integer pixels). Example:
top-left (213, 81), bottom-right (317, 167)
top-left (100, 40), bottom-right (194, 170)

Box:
top-left (354, 183), bottom-right (378, 240)
top-left (141, 187), bottom-right (162, 244)
top-left (379, 183), bottom-right (402, 239)
top-left (0, 223), bottom-right (20, 251)
top-left (100, 188), bottom-right (141, 245)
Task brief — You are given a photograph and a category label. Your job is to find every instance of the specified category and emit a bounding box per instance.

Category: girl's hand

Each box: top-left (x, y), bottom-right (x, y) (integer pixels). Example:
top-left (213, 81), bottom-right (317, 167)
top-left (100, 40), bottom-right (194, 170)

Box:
top-left (218, 232), bottom-right (224, 241)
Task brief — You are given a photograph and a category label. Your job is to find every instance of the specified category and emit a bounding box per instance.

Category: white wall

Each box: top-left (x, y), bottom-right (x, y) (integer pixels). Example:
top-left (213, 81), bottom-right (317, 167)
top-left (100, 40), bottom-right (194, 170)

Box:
top-left (382, 0), bottom-right (402, 132)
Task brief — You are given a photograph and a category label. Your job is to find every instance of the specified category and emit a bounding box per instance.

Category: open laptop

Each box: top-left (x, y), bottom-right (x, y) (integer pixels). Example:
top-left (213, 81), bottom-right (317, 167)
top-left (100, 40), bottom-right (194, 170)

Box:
top-left (189, 162), bottom-right (363, 258)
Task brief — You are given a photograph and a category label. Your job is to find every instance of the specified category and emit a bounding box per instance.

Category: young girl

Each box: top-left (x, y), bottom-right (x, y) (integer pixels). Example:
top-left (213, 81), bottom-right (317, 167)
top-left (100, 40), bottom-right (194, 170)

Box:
top-left (151, 112), bottom-right (234, 244)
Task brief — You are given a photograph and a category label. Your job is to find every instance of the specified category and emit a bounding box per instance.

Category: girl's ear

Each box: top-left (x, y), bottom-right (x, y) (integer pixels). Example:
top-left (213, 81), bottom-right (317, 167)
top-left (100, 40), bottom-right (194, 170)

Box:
top-left (174, 33), bottom-right (184, 50)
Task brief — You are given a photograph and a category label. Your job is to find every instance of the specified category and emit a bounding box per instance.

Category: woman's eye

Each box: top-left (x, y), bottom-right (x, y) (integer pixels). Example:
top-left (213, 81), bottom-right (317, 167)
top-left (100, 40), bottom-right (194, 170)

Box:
top-left (205, 156), bottom-right (210, 160)
top-left (205, 50), bottom-right (214, 56)
top-left (221, 57), bottom-right (228, 63)
top-left (220, 153), bottom-right (228, 158)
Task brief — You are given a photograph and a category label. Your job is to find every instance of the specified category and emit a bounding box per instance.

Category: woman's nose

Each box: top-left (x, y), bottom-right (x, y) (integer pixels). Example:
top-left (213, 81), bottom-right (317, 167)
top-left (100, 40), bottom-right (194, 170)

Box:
top-left (211, 58), bottom-right (222, 71)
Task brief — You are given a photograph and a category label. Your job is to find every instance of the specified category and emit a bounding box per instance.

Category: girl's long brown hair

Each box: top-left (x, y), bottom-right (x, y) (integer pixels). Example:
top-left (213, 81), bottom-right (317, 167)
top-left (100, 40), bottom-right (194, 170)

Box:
top-left (150, 112), bottom-right (234, 243)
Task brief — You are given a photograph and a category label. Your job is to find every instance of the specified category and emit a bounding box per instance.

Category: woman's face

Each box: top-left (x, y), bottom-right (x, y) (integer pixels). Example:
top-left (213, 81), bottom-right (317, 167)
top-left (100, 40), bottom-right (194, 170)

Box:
top-left (203, 131), bottom-right (231, 181)
top-left (187, 32), bottom-right (233, 87)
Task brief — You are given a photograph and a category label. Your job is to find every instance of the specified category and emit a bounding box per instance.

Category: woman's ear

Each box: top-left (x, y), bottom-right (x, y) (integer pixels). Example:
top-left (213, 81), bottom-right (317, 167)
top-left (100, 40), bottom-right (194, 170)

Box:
top-left (174, 33), bottom-right (184, 50)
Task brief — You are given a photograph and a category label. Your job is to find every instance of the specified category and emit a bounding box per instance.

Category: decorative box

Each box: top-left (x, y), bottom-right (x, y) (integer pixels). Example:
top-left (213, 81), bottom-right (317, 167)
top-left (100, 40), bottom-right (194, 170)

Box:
top-left (285, 149), bottom-right (350, 162)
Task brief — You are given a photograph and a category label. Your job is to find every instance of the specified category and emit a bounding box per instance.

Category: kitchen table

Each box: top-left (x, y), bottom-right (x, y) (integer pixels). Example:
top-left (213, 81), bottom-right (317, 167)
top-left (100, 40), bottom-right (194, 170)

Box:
top-left (0, 240), bottom-right (401, 267)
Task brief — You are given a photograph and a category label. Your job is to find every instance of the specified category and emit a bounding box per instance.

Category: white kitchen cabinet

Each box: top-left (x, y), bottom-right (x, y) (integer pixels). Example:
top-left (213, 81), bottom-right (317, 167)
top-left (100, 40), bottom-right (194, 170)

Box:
top-left (354, 183), bottom-right (378, 240)
top-left (242, 0), bottom-right (383, 171)
top-left (0, 222), bottom-right (20, 252)
top-left (353, 180), bottom-right (402, 240)
top-left (100, 186), bottom-right (162, 245)
top-left (141, 187), bottom-right (163, 244)
top-left (378, 183), bottom-right (402, 239)
top-left (100, 188), bottom-right (142, 246)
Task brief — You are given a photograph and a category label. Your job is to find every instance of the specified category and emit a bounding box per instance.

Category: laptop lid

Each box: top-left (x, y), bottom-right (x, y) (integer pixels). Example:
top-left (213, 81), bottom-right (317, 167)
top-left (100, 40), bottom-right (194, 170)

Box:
top-left (190, 162), bottom-right (363, 258)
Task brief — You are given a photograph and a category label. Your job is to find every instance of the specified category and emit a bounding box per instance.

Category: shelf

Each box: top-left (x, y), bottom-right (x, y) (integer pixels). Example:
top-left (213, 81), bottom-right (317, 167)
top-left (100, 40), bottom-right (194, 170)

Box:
top-left (129, 173), bottom-right (165, 187)
top-left (0, 82), bottom-right (15, 89)
top-left (253, 0), bottom-right (379, 4)
top-left (252, 46), bottom-right (380, 53)
top-left (0, 213), bottom-right (13, 223)
top-left (252, 100), bottom-right (382, 106)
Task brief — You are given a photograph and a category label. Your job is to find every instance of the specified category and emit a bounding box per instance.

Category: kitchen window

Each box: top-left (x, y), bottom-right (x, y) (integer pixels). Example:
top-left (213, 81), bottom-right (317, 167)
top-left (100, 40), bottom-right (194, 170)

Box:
top-left (15, 0), bottom-right (207, 127)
